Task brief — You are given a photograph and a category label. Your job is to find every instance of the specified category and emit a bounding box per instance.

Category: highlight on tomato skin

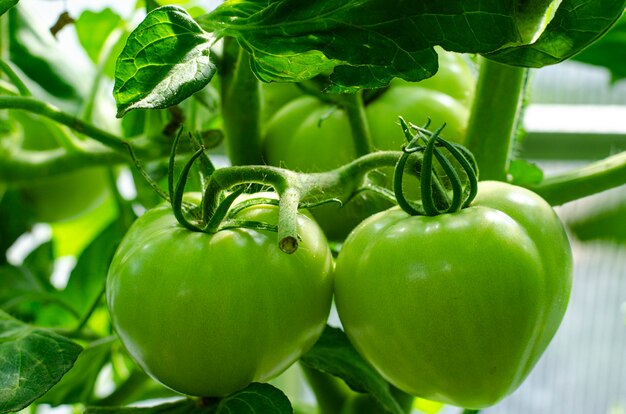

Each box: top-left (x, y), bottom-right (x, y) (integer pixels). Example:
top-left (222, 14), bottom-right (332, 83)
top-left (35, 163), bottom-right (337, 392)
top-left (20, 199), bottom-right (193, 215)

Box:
top-left (106, 196), bottom-right (335, 397)
top-left (334, 181), bottom-right (573, 409)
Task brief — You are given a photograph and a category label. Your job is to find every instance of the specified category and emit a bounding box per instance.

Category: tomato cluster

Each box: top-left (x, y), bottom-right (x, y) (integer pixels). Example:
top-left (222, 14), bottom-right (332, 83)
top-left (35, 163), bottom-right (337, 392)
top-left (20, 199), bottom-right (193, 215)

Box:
top-left (106, 50), bottom-right (572, 410)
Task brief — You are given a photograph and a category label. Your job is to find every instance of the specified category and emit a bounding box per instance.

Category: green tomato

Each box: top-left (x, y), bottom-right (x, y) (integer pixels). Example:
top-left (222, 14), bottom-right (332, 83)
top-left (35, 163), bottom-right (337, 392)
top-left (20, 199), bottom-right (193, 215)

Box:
top-left (263, 97), bottom-right (393, 241)
top-left (334, 181), bottom-right (572, 409)
top-left (261, 81), bottom-right (303, 121)
top-left (263, 81), bottom-right (471, 240)
top-left (368, 86), bottom-right (470, 149)
top-left (11, 112), bottom-right (110, 223)
top-left (392, 47), bottom-right (476, 106)
top-left (106, 195), bottom-right (334, 397)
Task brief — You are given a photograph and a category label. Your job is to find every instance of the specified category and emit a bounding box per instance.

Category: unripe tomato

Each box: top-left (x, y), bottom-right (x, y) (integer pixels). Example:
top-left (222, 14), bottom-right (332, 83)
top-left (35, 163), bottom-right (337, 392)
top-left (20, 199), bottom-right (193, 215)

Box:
top-left (334, 181), bottom-right (573, 409)
top-left (106, 196), bottom-right (334, 397)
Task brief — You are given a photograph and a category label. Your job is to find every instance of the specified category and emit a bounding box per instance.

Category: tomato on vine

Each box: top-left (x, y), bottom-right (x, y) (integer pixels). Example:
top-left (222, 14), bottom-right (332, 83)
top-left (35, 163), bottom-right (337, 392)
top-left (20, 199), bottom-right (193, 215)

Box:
top-left (106, 193), bottom-right (335, 397)
top-left (334, 178), bottom-right (573, 409)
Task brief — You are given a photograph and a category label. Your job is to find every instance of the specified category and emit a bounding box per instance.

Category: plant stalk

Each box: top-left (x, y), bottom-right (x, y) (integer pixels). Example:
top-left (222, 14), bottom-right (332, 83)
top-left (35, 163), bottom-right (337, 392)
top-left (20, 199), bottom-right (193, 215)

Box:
top-left (220, 42), bottom-right (263, 165)
top-left (339, 91), bottom-right (373, 156)
top-left (528, 151), bottom-right (626, 206)
top-left (464, 57), bottom-right (527, 181)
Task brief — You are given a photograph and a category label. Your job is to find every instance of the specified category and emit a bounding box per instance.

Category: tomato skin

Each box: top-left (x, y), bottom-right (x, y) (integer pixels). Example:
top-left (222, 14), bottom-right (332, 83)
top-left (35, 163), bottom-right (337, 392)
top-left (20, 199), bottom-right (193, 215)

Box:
top-left (334, 181), bottom-right (572, 409)
top-left (368, 86), bottom-right (469, 148)
top-left (106, 197), bottom-right (334, 397)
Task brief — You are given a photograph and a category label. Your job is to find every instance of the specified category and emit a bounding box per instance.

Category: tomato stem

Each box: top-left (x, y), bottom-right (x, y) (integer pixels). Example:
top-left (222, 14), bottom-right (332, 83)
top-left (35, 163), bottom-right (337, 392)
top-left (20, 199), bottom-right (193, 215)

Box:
top-left (220, 42), bottom-right (264, 165)
top-left (199, 152), bottom-right (402, 252)
top-left (464, 58), bottom-right (527, 181)
top-left (339, 91), bottom-right (373, 157)
top-left (527, 151), bottom-right (626, 206)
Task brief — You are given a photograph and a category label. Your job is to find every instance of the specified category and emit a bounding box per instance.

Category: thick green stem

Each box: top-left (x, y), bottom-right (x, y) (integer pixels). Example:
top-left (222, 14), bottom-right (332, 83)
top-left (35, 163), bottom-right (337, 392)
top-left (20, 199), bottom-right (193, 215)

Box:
top-left (528, 151), bottom-right (626, 206)
top-left (221, 43), bottom-right (263, 165)
top-left (201, 151), bottom-right (402, 252)
top-left (301, 364), bottom-right (350, 414)
top-left (465, 58), bottom-right (527, 181)
top-left (339, 91), bottom-right (373, 156)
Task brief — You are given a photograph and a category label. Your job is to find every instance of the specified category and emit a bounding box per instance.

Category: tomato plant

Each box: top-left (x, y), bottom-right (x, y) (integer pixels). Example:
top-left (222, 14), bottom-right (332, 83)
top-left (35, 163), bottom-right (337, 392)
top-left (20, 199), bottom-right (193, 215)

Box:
top-left (2, 1), bottom-right (626, 414)
top-left (106, 195), bottom-right (334, 397)
top-left (334, 181), bottom-right (573, 409)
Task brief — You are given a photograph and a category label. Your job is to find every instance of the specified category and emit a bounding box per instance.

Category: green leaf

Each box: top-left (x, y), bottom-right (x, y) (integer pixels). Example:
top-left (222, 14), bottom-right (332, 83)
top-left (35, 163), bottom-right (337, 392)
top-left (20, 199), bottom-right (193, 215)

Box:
top-left (38, 337), bottom-right (114, 406)
top-left (509, 159), bottom-right (544, 186)
top-left (21, 241), bottom-right (55, 291)
top-left (85, 383), bottom-right (292, 413)
top-left (217, 383), bottom-right (292, 413)
top-left (300, 326), bottom-right (404, 414)
top-left (75, 8), bottom-right (123, 66)
top-left (0, 190), bottom-right (31, 264)
top-left (61, 221), bottom-right (127, 315)
top-left (0, 309), bottom-right (82, 413)
top-left (572, 12), bottom-right (626, 81)
top-left (200, 0), bottom-right (524, 93)
top-left (485, 0), bottom-right (626, 67)
top-left (0, 0), bottom-right (18, 16)
top-left (113, 5), bottom-right (217, 117)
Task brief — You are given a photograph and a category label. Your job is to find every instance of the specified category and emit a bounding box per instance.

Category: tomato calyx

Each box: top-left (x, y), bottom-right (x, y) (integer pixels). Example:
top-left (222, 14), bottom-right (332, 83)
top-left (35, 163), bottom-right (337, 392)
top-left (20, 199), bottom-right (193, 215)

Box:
top-left (394, 117), bottom-right (478, 217)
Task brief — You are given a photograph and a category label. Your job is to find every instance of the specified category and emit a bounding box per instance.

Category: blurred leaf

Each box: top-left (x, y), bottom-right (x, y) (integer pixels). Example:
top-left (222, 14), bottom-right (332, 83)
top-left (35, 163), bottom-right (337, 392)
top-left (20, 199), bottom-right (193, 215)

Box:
top-left (51, 195), bottom-right (118, 259)
top-left (103, 30), bottom-right (131, 80)
top-left (508, 159), bottom-right (544, 186)
top-left (0, 309), bottom-right (82, 413)
top-left (0, 0), bottom-right (18, 16)
top-left (86, 383), bottom-right (292, 413)
top-left (572, 12), bottom-right (626, 82)
top-left (21, 241), bottom-right (55, 290)
top-left (300, 326), bottom-right (404, 414)
top-left (113, 6), bottom-right (217, 117)
top-left (486, 0), bottom-right (626, 67)
top-left (38, 337), bottom-right (115, 406)
top-left (7, 3), bottom-right (93, 111)
top-left (61, 220), bottom-right (127, 315)
top-left (0, 190), bottom-right (31, 264)
top-left (75, 8), bottom-right (123, 66)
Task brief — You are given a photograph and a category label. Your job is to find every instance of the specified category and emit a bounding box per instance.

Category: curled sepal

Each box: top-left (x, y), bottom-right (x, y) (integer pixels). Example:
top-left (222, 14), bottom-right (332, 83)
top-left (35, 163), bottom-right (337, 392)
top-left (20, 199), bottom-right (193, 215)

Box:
top-left (205, 187), bottom-right (247, 233)
top-left (393, 118), bottom-right (479, 216)
top-left (171, 147), bottom-right (205, 231)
